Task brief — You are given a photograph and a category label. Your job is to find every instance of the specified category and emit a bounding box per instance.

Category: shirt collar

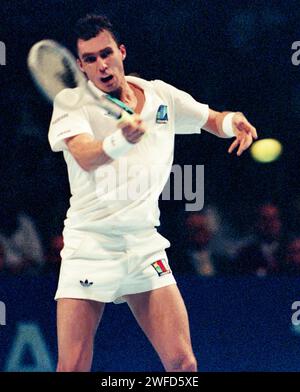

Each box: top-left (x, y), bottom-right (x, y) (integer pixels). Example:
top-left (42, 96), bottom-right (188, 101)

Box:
top-left (87, 80), bottom-right (106, 97)
top-left (87, 76), bottom-right (151, 116)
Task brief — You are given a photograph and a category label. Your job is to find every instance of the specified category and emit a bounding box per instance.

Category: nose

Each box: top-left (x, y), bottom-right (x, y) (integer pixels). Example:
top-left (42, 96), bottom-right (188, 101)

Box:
top-left (96, 56), bottom-right (108, 73)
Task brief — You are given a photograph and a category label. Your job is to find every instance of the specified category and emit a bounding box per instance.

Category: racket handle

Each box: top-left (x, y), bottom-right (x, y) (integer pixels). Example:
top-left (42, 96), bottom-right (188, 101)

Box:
top-left (116, 110), bottom-right (135, 126)
top-left (117, 110), bottom-right (148, 137)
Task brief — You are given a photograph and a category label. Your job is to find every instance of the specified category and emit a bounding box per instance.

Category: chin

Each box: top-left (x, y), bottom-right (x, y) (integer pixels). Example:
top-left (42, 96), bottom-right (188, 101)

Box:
top-left (99, 86), bottom-right (111, 93)
top-left (93, 78), bottom-right (121, 96)
top-left (92, 81), bottom-right (107, 92)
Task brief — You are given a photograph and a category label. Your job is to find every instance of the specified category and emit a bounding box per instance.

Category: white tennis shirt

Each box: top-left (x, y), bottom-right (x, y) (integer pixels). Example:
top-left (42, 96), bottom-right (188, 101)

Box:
top-left (48, 76), bottom-right (209, 233)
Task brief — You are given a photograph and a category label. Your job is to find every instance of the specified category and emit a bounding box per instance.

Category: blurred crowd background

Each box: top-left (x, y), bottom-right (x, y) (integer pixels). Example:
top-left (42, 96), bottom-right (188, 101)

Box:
top-left (1, 0), bottom-right (300, 279)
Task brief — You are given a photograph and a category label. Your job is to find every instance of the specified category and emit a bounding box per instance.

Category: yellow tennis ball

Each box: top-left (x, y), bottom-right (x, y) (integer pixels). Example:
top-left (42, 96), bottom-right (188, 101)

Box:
top-left (250, 138), bottom-right (282, 163)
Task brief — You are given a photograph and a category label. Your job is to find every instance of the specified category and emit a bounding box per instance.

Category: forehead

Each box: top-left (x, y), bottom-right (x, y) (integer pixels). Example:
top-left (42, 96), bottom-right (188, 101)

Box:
top-left (77, 30), bottom-right (117, 55)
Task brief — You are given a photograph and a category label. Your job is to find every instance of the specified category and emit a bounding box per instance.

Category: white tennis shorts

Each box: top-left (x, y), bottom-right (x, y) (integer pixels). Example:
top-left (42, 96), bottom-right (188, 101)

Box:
top-left (55, 227), bottom-right (176, 304)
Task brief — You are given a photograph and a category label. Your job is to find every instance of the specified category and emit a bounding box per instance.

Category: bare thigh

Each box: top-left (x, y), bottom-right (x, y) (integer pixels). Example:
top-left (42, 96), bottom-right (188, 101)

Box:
top-left (57, 298), bottom-right (105, 371)
top-left (124, 284), bottom-right (196, 370)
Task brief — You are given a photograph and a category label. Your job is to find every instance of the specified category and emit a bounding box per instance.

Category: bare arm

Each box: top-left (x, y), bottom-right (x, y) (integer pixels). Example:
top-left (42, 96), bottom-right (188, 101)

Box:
top-left (65, 114), bottom-right (146, 171)
top-left (65, 133), bottom-right (111, 171)
top-left (203, 109), bottom-right (258, 155)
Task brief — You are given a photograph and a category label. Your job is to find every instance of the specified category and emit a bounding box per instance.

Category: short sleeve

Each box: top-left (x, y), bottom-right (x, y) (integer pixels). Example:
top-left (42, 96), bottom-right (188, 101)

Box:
top-left (152, 80), bottom-right (209, 135)
top-left (48, 89), bottom-right (94, 152)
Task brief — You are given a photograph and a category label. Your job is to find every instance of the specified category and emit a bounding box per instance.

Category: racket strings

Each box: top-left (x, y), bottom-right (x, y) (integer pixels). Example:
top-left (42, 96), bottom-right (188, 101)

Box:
top-left (60, 58), bottom-right (78, 88)
top-left (29, 42), bottom-right (85, 105)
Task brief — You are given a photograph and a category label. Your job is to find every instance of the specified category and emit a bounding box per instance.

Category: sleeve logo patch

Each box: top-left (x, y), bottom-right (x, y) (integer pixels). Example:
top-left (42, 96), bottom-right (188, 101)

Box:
top-left (151, 258), bottom-right (171, 276)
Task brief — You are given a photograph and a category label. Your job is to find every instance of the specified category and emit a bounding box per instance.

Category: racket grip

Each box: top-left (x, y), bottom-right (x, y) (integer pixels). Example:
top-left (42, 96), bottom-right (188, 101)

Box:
top-left (116, 110), bottom-right (134, 126)
top-left (116, 110), bottom-right (148, 137)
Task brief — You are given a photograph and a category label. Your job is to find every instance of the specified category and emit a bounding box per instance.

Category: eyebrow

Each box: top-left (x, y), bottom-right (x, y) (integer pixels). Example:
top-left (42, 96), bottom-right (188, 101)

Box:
top-left (81, 47), bottom-right (113, 58)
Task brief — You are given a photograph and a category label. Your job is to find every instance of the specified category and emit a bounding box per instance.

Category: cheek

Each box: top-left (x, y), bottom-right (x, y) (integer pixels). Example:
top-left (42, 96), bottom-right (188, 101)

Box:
top-left (84, 65), bottom-right (97, 77)
top-left (112, 57), bottom-right (124, 70)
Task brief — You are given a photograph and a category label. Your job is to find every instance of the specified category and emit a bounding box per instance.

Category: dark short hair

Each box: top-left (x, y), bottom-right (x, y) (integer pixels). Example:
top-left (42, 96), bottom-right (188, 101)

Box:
top-left (74, 14), bottom-right (120, 47)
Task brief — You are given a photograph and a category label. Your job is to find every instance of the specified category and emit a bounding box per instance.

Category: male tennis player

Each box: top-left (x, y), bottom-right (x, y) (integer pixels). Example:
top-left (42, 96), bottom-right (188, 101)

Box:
top-left (49, 14), bottom-right (257, 372)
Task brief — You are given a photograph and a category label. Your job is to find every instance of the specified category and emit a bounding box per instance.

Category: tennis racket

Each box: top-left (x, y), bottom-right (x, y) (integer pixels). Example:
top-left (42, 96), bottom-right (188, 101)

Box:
top-left (27, 39), bottom-right (134, 122)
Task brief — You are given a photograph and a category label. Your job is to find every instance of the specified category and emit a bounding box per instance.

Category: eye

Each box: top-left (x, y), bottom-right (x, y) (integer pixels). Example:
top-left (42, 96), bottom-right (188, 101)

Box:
top-left (84, 56), bottom-right (97, 64)
top-left (100, 49), bottom-right (113, 59)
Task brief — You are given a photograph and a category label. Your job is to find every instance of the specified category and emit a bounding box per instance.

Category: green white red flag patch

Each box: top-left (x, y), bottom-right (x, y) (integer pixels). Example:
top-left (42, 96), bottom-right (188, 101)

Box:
top-left (151, 259), bottom-right (171, 276)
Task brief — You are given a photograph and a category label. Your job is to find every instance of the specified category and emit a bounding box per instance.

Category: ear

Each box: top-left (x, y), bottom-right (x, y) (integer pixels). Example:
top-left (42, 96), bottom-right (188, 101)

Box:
top-left (77, 58), bottom-right (84, 72)
top-left (119, 44), bottom-right (126, 61)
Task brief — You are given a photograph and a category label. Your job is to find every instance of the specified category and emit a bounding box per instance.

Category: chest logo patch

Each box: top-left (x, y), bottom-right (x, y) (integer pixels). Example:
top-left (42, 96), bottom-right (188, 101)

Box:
top-left (156, 105), bottom-right (168, 124)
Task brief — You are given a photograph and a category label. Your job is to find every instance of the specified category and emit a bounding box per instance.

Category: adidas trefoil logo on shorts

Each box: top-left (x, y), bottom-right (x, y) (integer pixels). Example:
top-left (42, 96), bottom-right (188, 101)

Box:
top-left (80, 279), bottom-right (93, 287)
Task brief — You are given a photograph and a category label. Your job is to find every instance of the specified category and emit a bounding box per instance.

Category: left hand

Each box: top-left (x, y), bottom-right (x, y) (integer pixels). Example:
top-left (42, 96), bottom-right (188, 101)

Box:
top-left (228, 112), bottom-right (258, 156)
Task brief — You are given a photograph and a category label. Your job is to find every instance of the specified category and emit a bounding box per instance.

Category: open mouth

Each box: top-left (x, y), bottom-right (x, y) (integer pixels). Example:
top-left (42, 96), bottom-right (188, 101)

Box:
top-left (101, 75), bottom-right (113, 83)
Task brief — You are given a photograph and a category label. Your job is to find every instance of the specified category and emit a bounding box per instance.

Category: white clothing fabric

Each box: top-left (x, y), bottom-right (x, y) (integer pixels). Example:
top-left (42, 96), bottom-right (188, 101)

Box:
top-left (49, 77), bottom-right (208, 302)
top-left (49, 77), bottom-right (209, 233)
top-left (55, 227), bottom-right (175, 304)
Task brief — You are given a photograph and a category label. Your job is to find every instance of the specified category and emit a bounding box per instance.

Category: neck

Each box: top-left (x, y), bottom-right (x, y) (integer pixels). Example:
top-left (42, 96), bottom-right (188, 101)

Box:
top-left (109, 79), bottom-right (137, 108)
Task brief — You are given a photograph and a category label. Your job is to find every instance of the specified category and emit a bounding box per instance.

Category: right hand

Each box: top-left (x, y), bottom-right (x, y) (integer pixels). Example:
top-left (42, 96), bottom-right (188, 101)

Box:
top-left (118, 114), bottom-right (146, 144)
